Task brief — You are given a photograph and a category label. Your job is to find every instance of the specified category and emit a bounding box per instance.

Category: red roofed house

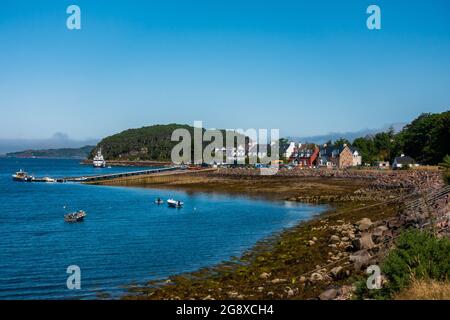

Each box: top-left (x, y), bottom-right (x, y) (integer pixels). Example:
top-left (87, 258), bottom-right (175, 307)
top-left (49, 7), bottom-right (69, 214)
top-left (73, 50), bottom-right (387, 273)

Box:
top-left (290, 144), bottom-right (320, 168)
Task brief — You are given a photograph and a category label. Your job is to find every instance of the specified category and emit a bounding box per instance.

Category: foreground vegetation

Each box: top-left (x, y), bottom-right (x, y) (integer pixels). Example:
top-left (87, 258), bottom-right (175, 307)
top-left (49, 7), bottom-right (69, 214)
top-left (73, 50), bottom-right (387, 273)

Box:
top-left (394, 279), bottom-right (450, 300)
top-left (356, 229), bottom-right (450, 300)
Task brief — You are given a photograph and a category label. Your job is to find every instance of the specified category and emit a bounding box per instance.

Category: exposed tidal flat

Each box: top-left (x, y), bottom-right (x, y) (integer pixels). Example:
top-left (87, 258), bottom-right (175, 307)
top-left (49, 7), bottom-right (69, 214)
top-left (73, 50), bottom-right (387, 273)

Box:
top-left (118, 171), bottom-right (379, 299)
top-left (0, 158), bottom-right (326, 299)
top-left (117, 167), bottom-right (445, 300)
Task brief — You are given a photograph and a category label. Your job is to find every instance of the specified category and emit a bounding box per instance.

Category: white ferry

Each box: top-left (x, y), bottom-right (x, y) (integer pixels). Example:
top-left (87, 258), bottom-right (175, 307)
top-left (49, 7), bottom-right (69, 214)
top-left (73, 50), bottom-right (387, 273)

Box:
top-left (93, 149), bottom-right (106, 168)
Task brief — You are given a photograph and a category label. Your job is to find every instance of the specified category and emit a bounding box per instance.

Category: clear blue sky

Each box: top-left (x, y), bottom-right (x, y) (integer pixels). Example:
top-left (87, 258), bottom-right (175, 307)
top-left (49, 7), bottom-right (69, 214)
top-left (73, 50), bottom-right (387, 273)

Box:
top-left (0, 0), bottom-right (449, 140)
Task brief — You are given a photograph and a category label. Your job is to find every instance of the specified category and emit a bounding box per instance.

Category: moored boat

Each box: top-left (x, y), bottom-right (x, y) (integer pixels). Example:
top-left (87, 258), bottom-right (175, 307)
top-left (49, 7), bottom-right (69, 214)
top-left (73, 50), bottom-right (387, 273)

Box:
top-left (167, 199), bottom-right (183, 208)
top-left (64, 210), bottom-right (87, 223)
top-left (93, 149), bottom-right (106, 168)
top-left (12, 170), bottom-right (34, 182)
top-left (155, 198), bottom-right (164, 205)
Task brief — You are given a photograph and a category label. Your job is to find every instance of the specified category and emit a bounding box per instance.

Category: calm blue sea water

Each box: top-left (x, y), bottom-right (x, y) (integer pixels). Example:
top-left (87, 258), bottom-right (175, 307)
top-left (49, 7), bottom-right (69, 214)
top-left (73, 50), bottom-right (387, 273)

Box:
top-left (0, 158), bottom-right (326, 299)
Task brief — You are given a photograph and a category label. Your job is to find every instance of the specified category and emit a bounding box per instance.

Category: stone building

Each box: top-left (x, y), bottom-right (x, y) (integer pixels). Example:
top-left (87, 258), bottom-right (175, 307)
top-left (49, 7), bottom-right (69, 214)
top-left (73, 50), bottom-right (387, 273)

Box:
top-left (320, 144), bottom-right (354, 169)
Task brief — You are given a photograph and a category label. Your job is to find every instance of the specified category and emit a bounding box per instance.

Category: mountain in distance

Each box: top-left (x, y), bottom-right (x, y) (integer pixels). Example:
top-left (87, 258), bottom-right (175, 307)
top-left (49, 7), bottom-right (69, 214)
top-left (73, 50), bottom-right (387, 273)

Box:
top-left (5, 145), bottom-right (95, 159)
top-left (0, 132), bottom-right (99, 155)
top-left (287, 123), bottom-right (406, 144)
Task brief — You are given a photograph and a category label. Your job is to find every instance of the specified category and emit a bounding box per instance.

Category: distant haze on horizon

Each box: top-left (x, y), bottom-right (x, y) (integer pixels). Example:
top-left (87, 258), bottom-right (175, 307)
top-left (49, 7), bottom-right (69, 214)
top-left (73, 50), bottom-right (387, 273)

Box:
top-left (0, 0), bottom-right (449, 141)
top-left (0, 121), bottom-right (408, 154)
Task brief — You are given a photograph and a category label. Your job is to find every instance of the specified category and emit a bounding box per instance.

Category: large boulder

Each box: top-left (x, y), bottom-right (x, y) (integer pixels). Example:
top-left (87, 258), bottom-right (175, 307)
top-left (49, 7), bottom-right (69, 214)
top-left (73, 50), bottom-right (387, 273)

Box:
top-left (349, 250), bottom-right (371, 271)
top-left (356, 218), bottom-right (373, 231)
top-left (330, 235), bottom-right (340, 243)
top-left (259, 272), bottom-right (271, 280)
top-left (330, 266), bottom-right (345, 280)
top-left (309, 272), bottom-right (324, 282)
top-left (352, 232), bottom-right (375, 250)
top-left (388, 217), bottom-right (405, 229)
top-left (372, 225), bottom-right (392, 244)
top-left (319, 288), bottom-right (338, 300)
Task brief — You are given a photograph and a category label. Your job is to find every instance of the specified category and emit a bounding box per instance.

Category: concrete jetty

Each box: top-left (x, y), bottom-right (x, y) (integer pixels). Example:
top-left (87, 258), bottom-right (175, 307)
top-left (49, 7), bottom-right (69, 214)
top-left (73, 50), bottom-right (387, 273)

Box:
top-left (77, 167), bottom-right (216, 186)
top-left (64, 166), bottom-right (184, 183)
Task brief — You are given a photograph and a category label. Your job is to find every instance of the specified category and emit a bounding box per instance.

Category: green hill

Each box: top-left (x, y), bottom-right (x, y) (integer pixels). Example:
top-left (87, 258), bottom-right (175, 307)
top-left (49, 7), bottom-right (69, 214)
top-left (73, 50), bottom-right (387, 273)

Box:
top-left (90, 124), bottom-right (247, 161)
top-left (6, 145), bottom-right (94, 159)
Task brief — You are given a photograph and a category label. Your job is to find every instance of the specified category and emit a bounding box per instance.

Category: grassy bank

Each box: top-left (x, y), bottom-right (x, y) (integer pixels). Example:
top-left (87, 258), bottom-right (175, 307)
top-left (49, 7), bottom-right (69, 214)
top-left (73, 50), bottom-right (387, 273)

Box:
top-left (356, 229), bottom-right (450, 300)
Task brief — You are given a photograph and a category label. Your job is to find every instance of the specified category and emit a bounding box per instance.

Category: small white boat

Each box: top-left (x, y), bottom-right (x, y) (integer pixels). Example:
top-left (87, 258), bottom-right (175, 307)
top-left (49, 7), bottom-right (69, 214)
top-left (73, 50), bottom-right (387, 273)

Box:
top-left (167, 199), bottom-right (183, 208)
top-left (154, 198), bottom-right (164, 205)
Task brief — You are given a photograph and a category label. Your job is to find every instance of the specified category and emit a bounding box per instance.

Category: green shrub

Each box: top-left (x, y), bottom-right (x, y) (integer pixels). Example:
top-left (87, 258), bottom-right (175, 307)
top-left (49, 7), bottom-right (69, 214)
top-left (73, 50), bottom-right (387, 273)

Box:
top-left (356, 229), bottom-right (450, 299)
top-left (444, 171), bottom-right (450, 185)
top-left (439, 155), bottom-right (450, 185)
top-left (382, 230), bottom-right (449, 291)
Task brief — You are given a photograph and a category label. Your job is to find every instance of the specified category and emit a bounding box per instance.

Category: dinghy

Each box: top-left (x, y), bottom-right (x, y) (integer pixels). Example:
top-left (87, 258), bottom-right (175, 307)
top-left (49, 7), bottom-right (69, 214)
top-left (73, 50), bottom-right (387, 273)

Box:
top-left (167, 199), bottom-right (183, 208)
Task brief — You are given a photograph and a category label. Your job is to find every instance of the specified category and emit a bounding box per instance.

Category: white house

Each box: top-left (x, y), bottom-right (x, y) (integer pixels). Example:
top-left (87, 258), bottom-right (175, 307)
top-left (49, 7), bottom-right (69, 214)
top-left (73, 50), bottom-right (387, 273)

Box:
top-left (350, 148), bottom-right (362, 166)
top-left (283, 141), bottom-right (296, 159)
top-left (393, 154), bottom-right (418, 169)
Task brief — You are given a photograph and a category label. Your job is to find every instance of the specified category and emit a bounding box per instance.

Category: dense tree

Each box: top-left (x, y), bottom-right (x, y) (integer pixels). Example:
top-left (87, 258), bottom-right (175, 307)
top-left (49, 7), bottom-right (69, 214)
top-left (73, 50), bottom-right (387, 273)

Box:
top-left (352, 136), bottom-right (376, 164)
top-left (90, 124), bottom-right (247, 162)
top-left (333, 138), bottom-right (351, 149)
top-left (91, 111), bottom-right (449, 165)
top-left (396, 112), bottom-right (450, 164)
top-left (332, 111), bottom-right (449, 166)
top-left (373, 128), bottom-right (396, 162)
top-left (279, 138), bottom-right (290, 160)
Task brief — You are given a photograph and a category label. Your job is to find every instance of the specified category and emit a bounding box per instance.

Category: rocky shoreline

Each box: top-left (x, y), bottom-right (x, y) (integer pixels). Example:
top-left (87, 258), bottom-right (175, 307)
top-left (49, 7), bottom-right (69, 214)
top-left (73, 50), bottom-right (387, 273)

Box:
top-left (120, 168), bottom-right (448, 300)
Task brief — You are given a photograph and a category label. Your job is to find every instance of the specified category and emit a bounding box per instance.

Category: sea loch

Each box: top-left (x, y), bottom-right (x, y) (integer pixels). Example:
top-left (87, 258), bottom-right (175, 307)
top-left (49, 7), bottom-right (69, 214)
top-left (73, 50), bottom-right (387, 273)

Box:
top-left (0, 158), bottom-right (326, 299)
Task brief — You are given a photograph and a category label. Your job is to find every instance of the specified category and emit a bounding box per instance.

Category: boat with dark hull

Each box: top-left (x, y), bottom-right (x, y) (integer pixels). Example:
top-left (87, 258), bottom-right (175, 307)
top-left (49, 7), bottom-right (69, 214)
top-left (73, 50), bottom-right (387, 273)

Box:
top-left (64, 210), bottom-right (87, 223)
top-left (12, 170), bottom-right (34, 182)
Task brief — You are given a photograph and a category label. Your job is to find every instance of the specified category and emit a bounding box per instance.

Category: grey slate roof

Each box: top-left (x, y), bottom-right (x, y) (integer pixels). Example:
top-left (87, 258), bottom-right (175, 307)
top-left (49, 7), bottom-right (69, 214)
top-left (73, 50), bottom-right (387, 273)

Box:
top-left (394, 156), bottom-right (416, 165)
